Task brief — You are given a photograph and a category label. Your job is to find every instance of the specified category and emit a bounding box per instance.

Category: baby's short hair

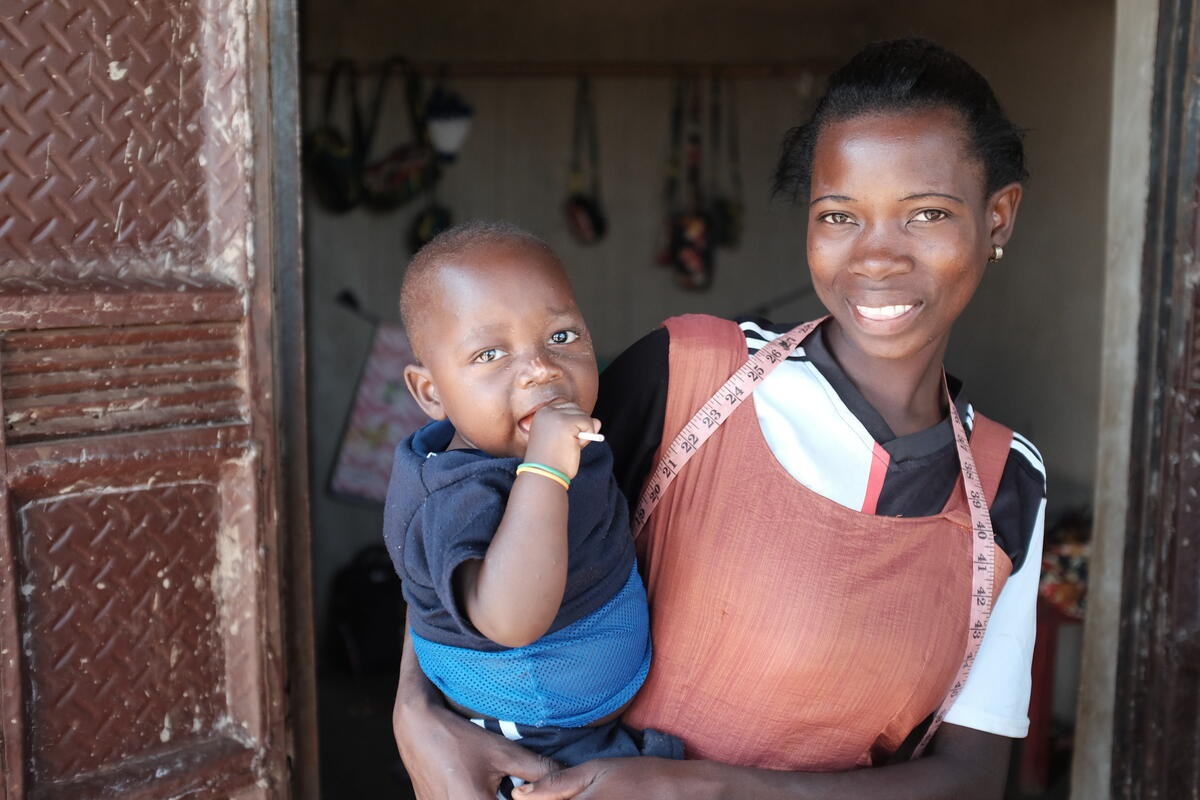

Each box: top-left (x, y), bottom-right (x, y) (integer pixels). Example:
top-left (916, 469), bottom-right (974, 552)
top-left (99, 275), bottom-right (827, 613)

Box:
top-left (399, 220), bottom-right (559, 361)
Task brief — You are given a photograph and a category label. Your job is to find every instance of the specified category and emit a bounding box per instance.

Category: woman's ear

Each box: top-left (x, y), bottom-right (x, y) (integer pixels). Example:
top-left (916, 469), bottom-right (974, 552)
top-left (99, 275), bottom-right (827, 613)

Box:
top-left (988, 181), bottom-right (1023, 248)
top-left (404, 364), bottom-right (446, 420)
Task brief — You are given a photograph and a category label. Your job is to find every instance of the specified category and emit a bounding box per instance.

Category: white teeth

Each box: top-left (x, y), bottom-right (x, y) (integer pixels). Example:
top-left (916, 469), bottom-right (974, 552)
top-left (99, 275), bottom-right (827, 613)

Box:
top-left (856, 304), bottom-right (914, 321)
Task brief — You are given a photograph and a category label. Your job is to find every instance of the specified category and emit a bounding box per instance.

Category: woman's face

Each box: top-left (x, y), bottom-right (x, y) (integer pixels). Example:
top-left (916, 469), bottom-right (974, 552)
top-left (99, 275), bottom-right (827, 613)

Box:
top-left (806, 106), bottom-right (1018, 374)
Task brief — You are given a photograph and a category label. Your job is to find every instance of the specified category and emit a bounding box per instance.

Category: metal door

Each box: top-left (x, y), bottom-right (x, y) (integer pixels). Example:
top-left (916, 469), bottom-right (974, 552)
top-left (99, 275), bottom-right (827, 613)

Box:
top-left (0, 0), bottom-right (311, 797)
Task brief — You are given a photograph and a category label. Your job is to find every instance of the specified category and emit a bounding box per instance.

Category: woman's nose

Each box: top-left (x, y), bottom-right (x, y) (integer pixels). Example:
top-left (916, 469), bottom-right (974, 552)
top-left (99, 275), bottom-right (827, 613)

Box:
top-left (850, 224), bottom-right (912, 281)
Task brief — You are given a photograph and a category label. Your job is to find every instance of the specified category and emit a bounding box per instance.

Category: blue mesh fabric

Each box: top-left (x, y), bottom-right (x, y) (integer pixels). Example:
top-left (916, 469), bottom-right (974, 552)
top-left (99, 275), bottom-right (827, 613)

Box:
top-left (412, 565), bottom-right (651, 727)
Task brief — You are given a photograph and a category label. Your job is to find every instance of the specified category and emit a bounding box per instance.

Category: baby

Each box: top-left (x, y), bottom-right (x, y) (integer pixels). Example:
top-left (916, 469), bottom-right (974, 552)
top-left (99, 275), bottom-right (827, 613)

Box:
top-left (382, 221), bottom-right (681, 782)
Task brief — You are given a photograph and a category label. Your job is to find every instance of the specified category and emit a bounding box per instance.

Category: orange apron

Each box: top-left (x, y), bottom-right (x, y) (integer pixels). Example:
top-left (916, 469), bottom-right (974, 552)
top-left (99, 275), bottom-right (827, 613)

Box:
top-left (624, 314), bottom-right (1013, 770)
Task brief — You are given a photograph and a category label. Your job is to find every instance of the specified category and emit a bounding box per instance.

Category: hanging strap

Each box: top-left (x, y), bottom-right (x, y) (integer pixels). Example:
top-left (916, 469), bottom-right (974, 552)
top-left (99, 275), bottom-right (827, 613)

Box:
top-left (365, 56), bottom-right (427, 155)
top-left (725, 79), bottom-right (744, 203)
top-left (682, 78), bottom-right (704, 211)
top-left (633, 318), bottom-right (1001, 761)
top-left (707, 76), bottom-right (722, 198)
top-left (661, 80), bottom-right (686, 214)
top-left (568, 76), bottom-right (601, 198)
top-left (321, 59), bottom-right (364, 153)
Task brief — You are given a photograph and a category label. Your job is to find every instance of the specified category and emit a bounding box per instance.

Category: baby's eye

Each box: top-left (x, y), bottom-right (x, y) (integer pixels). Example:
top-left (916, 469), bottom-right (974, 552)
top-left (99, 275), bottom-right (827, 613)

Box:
top-left (914, 209), bottom-right (948, 222)
top-left (474, 348), bottom-right (504, 363)
top-left (549, 330), bottom-right (580, 345)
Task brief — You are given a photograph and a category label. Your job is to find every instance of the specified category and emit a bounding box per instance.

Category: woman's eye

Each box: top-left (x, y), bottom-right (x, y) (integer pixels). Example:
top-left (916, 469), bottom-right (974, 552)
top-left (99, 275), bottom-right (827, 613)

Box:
top-left (819, 212), bottom-right (852, 225)
top-left (914, 209), bottom-right (948, 222)
top-left (474, 348), bottom-right (503, 363)
top-left (549, 330), bottom-right (580, 345)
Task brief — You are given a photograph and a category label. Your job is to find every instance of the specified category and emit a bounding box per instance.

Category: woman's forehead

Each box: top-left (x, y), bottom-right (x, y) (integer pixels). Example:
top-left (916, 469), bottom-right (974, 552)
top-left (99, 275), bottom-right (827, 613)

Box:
top-left (810, 108), bottom-right (984, 196)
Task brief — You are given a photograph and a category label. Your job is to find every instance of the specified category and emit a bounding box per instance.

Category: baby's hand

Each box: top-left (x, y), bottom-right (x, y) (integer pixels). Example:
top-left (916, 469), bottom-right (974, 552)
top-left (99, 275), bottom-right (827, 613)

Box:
top-left (524, 403), bottom-right (601, 480)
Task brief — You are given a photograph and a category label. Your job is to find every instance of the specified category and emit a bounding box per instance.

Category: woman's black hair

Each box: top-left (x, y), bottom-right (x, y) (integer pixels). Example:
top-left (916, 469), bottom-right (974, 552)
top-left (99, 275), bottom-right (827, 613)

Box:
top-left (773, 37), bottom-right (1027, 203)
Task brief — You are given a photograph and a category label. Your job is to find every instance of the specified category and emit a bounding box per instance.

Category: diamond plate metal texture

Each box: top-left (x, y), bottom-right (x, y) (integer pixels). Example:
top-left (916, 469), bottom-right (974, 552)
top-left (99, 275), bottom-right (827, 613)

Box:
top-left (16, 480), bottom-right (229, 782)
top-left (0, 0), bottom-right (252, 287)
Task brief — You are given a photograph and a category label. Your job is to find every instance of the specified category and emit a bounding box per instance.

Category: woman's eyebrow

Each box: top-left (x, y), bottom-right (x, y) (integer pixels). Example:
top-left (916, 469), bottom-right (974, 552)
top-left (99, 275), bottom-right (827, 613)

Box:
top-left (901, 192), bottom-right (965, 203)
top-left (809, 194), bottom-right (853, 206)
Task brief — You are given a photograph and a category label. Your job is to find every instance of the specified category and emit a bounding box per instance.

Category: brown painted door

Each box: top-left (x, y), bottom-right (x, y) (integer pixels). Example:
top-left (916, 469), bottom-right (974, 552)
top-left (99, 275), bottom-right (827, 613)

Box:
top-left (1115, 0), bottom-right (1200, 796)
top-left (0, 1), bottom-right (307, 797)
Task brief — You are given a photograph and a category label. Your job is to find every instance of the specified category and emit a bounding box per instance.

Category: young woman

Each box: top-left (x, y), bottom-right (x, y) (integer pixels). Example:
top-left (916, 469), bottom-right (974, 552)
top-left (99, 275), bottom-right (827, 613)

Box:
top-left (392, 37), bottom-right (1045, 800)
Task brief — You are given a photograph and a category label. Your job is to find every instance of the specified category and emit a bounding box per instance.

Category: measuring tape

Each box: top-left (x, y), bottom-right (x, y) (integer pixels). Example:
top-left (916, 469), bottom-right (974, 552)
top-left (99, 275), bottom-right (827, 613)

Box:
top-left (911, 377), bottom-right (996, 758)
top-left (632, 316), bottom-right (996, 760)
top-left (631, 317), bottom-right (823, 535)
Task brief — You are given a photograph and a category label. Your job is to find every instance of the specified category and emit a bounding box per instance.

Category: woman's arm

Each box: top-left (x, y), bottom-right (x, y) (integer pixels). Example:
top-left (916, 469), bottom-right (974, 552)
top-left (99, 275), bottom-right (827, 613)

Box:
top-left (513, 723), bottom-right (1011, 800)
top-left (393, 622), bottom-right (559, 799)
top-left (594, 327), bottom-right (668, 505)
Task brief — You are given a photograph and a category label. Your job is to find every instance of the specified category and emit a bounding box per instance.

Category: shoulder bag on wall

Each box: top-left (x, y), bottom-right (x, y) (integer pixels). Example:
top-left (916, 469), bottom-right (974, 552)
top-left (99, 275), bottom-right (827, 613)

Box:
top-left (562, 76), bottom-right (607, 244)
top-left (305, 60), bottom-right (366, 213)
top-left (361, 57), bottom-right (440, 212)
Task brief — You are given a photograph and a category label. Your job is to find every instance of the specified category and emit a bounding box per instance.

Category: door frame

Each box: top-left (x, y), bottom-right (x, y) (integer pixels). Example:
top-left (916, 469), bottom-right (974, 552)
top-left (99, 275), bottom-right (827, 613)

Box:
top-left (256, 0), bottom-right (319, 796)
top-left (1111, 0), bottom-right (1200, 795)
top-left (1075, 0), bottom-right (1199, 797)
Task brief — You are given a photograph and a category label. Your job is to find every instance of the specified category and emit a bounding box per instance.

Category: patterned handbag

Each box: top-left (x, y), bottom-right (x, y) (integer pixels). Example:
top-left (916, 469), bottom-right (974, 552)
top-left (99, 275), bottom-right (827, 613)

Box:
top-left (361, 57), bottom-right (440, 212)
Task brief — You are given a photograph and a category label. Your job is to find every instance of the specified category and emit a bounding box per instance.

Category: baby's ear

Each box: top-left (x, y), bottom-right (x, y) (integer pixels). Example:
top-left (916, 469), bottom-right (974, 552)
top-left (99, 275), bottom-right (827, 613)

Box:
top-left (404, 364), bottom-right (446, 420)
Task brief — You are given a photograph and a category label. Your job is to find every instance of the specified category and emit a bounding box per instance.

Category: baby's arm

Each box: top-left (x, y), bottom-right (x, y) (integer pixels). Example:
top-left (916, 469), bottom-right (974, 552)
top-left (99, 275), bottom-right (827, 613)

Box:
top-left (455, 403), bottom-right (600, 648)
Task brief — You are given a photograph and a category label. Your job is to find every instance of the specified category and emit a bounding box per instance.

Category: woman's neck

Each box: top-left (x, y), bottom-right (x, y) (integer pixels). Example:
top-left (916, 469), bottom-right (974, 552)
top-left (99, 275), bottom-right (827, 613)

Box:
top-left (824, 327), bottom-right (950, 438)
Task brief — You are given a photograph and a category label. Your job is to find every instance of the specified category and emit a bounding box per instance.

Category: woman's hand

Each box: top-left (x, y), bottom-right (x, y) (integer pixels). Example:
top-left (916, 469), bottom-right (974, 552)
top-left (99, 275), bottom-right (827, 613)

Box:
top-left (513, 757), bottom-right (703, 800)
top-left (511, 723), bottom-right (1011, 800)
top-left (393, 696), bottom-right (556, 799)
top-left (394, 624), bottom-right (558, 799)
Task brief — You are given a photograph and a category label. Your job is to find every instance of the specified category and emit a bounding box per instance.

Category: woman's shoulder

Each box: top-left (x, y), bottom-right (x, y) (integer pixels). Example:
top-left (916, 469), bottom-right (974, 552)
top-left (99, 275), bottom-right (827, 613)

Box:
top-left (971, 411), bottom-right (1047, 498)
top-left (979, 416), bottom-right (1046, 574)
top-left (1003, 428), bottom-right (1047, 489)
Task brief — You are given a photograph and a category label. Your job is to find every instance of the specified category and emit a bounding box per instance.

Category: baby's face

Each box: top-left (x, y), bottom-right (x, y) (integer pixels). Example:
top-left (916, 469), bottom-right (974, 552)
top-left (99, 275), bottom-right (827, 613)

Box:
top-left (414, 244), bottom-right (598, 459)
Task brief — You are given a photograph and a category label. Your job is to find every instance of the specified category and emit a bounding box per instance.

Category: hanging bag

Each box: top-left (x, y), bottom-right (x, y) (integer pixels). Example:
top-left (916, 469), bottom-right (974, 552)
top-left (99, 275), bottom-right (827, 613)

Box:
top-left (562, 76), bottom-right (608, 244)
top-left (361, 57), bottom-right (440, 212)
top-left (305, 60), bottom-right (367, 213)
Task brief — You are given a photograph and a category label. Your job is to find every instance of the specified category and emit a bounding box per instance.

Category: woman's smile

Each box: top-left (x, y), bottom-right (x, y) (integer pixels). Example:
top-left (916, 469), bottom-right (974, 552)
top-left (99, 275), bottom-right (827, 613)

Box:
top-left (854, 303), bottom-right (916, 321)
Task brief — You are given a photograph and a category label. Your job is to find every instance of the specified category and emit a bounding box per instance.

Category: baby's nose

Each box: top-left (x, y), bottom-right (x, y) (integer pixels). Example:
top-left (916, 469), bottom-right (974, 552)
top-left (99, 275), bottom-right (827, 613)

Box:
top-left (520, 354), bottom-right (563, 385)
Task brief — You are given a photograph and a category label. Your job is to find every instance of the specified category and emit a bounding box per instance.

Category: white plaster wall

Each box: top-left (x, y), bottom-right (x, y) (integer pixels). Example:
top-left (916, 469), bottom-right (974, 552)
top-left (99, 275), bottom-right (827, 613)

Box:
top-left (1071, 1), bottom-right (1158, 796)
top-left (300, 2), bottom-right (1115, 682)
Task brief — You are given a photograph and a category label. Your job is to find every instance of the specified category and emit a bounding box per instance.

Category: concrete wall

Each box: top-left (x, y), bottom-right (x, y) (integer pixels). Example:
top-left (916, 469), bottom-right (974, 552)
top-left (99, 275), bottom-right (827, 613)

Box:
top-left (300, 1), bottom-right (1115, 677)
top-left (1071, 1), bottom-right (1158, 796)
